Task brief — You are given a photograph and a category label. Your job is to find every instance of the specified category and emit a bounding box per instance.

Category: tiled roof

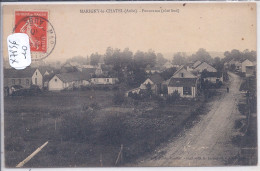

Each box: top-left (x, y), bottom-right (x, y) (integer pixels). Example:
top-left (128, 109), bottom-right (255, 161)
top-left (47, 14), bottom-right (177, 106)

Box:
top-left (202, 72), bottom-right (222, 78)
top-left (81, 68), bottom-right (96, 74)
top-left (56, 72), bottom-right (91, 83)
top-left (149, 74), bottom-right (164, 84)
top-left (4, 68), bottom-right (37, 78)
top-left (38, 66), bottom-right (53, 75)
top-left (168, 78), bottom-right (197, 87)
top-left (43, 73), bottom-right (55, 82)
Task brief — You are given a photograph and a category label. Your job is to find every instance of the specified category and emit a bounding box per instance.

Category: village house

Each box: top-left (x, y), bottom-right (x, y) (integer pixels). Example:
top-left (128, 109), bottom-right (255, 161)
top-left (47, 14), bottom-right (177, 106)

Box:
top-left (81, 68), bottom-right (96, 76)
top-left (163, 61), bottom-right (174, 69)
top-left (43, 73), bottom-right (55, 89)
top-left (60, 63), bottom-right (79, 73)
top-left (125, 87), bottom-right (142, 97)
top-left (126, 73), bottom-right (164, 96)
top-left (140, 74), bottom-right (164, 95)
top-left (39, 66), bottom-right (54, 76)
top-left (4, 68), bottom-right (43, 91)
top-left (201, 72), bottom-right (223, 84)
top-left (241, 59), bottom-right (254, 73)
top-left (246, 66), bottom-right (256, 77)
top-left (193, 62), bottom-right (217, 73)
top-left (168, 67), bottom-right (199, 98)
top-left (91, 77), bottom-right (118, 85)
top-left (48, 72), bottom-right (91, 91)
top-left (145, 65), bottom-right (163, 74)
top-left (76, 65), bottom-right (96, 72)
top-left (94, 64), bottom-right (113, 76)
top-left (225, 59), bottom-right (242, 71)
top-left (192, 60), bottom-right (202, 69)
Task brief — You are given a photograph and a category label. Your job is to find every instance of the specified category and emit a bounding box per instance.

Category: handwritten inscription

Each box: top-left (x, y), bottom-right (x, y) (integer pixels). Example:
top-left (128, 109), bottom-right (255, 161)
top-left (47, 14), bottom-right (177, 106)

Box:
top-left (7, 33), bottom-right (31, 70)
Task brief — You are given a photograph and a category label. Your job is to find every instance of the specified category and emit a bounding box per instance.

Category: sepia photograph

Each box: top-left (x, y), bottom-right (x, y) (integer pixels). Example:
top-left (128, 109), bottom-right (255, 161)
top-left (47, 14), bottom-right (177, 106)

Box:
top-left (1, 2), bottom-right (258, 168)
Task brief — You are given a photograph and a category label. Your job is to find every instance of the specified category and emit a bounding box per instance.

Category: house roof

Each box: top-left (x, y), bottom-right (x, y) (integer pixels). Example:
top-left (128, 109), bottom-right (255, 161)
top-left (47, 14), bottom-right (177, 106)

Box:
top-left (4, 68), bottom-right (37, 78)
top-left (55, 72), bottom-right (91, 83)
top-left (168, 78), bottom-right (197, 87)
top-left (43, 73), bottom-right (55, 82)
top-left (148, 74), bottom-right (164, 84)
top-left (172, 66), bottom-right (196, 78)
top-left (81, 68), bottom-right (96, 74)
top-left (202, 72), bottom-right (223, 78)
top-left (193, 60), bottom-right (202, 68)
top-left (194, 62), bottom-right (217, 72)
top-left (38, 66), bottom-right (54, 75)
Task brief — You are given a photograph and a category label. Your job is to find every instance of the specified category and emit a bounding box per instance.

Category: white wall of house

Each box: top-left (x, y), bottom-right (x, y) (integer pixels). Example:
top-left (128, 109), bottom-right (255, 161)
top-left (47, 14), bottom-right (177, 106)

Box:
top-left (168, 86), bottom-right (196, 98)
top-left (91, 78), bottom-right (117, 84)
top-left (242, 60), bottom-right (253, 73)
top-left (32, 69), bottom-right (43, 88)
top-left (204, 76), bottom-right (223, 83)
top-left (48, 75), bottom-right (64, 91)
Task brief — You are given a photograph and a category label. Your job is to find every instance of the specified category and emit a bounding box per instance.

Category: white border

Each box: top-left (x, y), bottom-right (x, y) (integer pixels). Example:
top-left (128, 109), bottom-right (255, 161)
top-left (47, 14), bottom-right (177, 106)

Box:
top-left (1, 1), bottom-right (259, 171)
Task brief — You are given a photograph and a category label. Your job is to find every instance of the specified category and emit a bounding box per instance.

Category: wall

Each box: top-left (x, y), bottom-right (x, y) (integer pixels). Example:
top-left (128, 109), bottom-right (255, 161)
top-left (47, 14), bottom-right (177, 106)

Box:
top-left (242, 60), bottom-right (253, 73)
top-left (6, 77), bottom-right (31, 89)
top-left (168, 86), bottom-right (196, 98)
top-left (48, 75), bottom-right (64, 91)
top-left (32, 69), bottom-right (43, 88)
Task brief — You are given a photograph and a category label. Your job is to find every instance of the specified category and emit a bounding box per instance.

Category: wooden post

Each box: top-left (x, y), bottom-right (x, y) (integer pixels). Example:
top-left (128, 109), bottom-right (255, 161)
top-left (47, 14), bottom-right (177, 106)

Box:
top-left (16, 141), bottom-right (48, 168)
top-left (115, 144), bottom-right (123, 166)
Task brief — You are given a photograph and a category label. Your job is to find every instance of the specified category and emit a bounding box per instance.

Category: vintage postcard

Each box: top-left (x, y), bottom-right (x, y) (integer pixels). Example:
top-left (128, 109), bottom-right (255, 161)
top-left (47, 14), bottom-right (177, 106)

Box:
top-left (1, 2), bottom-right (258, 169)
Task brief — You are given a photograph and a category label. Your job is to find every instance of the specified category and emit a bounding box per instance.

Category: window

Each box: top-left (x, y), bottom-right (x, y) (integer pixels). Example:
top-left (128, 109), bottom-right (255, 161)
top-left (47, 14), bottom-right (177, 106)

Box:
top-left (35, 78), bottom-right (37, 85)
top-left (180, 73), bottom-right (184, 77)
top-left (36, 72), bottom-right (37, 75)
top-left (183, 87), bottom-right (192, 95)
top-left (107, 79), bottom-right (109, 82)
top-left (55, 79), bottom-right (57, 82)
top-left (12, 79), bottom-right (15, 85)
top-left (18, 79), bottom-right (21, 85)
top-left (26, 79), bottom-right (30, 85)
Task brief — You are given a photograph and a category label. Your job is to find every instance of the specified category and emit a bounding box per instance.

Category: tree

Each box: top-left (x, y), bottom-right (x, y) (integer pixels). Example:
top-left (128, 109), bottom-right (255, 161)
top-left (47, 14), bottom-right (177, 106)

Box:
top-left (90, 53), bottom-right (102, 66)
top-left (213, 57), bottom-right (223, 71)
top-left (172, 52), bottom-right (187, 65)
top-left (65, 56), bottom-right (88, 65)
top-left (189, 48), bottom-right (212, 63)
top-left (156, 53), bottom-right (167, 66)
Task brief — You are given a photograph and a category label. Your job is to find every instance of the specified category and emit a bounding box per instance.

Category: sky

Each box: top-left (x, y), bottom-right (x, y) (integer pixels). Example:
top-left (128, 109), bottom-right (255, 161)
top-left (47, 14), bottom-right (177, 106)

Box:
top-left (2, 2), bottom-right (257, 62)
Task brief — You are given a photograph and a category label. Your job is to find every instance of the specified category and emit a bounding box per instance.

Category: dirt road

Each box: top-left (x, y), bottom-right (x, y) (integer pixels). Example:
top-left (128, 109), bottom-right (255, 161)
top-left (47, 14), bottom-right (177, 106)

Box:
top-left (138, 72), bottom-right (245, 166)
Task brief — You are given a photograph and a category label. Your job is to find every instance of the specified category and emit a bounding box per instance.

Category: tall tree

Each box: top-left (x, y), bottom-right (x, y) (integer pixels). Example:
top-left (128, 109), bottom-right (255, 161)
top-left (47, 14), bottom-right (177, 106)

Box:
top-left (90, 53), bottom-right (102, 66)
top-left (172, 52), bottom-right (187, 65)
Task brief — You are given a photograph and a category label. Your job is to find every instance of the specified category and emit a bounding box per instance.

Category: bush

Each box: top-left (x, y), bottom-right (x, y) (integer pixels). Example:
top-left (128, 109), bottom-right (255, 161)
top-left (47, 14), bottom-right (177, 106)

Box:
top-left (113, 92), bottom-right (125, 105)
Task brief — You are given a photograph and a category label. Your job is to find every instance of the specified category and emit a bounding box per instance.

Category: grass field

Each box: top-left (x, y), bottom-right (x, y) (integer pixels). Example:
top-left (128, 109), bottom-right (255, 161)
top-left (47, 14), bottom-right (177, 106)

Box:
top-left (4, 90), bottom-right (206, 167)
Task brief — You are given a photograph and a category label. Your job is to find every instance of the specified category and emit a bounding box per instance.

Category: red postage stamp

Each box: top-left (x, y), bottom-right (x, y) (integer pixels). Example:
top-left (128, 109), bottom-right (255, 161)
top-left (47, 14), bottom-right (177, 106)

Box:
top-left (14, 11), bottom-right (48, 53)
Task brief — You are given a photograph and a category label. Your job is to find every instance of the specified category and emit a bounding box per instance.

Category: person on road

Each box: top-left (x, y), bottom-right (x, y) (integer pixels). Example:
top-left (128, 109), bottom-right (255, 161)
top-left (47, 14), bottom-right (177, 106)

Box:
top-left (227, 87), bottom-right (229, 93)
